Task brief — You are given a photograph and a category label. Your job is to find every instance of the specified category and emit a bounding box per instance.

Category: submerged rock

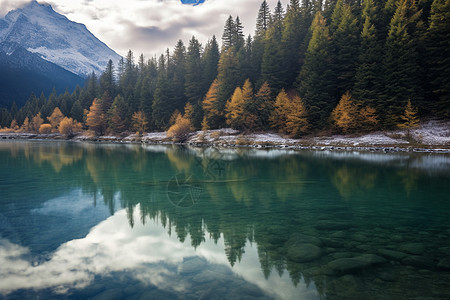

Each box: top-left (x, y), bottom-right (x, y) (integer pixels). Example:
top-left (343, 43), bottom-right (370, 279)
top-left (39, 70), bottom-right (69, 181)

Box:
top-left (287, 243), bottom-right (322, 263)
top-left (378, 249), bottom-right (408, 261)
top-left (437, 257), bottom-right (450, 270)
top-left (328, 254), bottom-right (386, 275)
top-left (402, 255), bottom-right (434, 269)
top-left (399, 243), bottom-right (425, 255)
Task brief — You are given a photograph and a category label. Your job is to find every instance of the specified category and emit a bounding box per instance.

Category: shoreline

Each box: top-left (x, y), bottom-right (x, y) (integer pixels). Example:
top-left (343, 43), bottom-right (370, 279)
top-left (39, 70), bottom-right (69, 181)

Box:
top-left (1, 124), bottom-right (449, 154)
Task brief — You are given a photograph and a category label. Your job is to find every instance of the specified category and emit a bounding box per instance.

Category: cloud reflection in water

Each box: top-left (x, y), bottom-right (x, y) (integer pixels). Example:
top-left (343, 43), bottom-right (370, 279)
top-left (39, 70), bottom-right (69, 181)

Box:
top-left (0, 205), bottom-right (319, 299)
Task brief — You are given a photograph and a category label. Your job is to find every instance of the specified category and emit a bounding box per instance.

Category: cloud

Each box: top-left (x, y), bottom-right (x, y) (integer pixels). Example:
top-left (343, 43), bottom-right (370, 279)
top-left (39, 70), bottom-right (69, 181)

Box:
top-left (42, 0), bottom-right (281, 57)
top-left (0, 0), bottom-right (30, 17)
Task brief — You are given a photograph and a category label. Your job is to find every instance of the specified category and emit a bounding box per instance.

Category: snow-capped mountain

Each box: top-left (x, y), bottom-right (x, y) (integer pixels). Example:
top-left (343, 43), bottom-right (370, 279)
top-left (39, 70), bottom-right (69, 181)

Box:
top-left (0, 0), bottom-right (121, 77)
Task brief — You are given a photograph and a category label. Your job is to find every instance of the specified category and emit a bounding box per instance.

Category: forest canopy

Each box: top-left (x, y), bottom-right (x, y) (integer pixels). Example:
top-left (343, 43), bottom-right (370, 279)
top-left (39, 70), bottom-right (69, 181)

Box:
top-left (1, 0), bottom-right (448, 136)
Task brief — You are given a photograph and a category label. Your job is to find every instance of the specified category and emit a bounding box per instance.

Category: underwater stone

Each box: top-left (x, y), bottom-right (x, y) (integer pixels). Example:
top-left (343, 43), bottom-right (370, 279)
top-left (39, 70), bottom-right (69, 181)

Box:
top-left (328, 254), bottom-right (386, 274)
top-left (378, 249), bottom-right (408, 261)
top-left (287, 243), bottom-right (322, 263)
top-left (437, 257), bottom-right (450, 270)
top-left (399, 243), bottom-right (425, 255)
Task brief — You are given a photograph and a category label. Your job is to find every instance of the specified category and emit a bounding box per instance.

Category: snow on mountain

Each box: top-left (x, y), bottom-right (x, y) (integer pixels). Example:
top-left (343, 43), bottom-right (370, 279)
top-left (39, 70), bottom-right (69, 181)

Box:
top-left (0, 0), bottom-right (121, 77)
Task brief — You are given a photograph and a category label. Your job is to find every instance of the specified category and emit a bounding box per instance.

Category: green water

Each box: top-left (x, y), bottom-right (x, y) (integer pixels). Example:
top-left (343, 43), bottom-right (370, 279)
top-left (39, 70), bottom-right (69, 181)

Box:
top-left (0, 140), bottom-right (449, 299)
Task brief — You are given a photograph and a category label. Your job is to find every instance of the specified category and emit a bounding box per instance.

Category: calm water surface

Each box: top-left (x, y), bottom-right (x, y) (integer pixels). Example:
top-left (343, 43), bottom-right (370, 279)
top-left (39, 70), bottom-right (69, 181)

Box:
top-left (0, 140), bottom-right (450, 299)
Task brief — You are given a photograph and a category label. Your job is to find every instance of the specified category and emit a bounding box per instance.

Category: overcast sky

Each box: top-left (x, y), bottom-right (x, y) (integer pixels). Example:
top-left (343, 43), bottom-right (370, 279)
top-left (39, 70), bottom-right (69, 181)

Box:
top-left (1, 0), bottom-right (281, 58)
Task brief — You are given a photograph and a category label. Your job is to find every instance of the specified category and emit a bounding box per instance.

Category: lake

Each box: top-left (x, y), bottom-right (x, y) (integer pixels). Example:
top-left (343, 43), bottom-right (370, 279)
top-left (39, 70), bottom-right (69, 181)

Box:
top-left (0, 140), bottom-right (449, 299)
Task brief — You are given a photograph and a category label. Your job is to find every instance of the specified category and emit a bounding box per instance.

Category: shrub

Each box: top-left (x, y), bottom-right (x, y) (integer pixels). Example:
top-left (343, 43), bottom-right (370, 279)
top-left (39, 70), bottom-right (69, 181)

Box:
top-left (167, 115), bottom-right (193, 141)
top-left (39, 123), bottom-right (52, 134)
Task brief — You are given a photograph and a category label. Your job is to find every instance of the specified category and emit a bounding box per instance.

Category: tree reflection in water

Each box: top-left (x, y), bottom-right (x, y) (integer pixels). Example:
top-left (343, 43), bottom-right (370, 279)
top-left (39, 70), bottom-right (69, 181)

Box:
top-left (1, 141), bottom-right (450, 299)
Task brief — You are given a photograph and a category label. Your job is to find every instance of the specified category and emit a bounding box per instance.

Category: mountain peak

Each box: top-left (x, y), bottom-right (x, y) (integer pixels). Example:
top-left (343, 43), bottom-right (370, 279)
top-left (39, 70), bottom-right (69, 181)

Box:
top-left (0, 0), bottom-right (121, 77)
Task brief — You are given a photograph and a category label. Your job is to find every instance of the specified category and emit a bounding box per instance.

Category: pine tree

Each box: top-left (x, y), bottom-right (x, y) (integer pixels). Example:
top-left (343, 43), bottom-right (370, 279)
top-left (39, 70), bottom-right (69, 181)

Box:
top-left (185, 36), bottom-right (203, 105)
top-left (70, 100), bottom-right (84, 122)
top-left (222, 16), bottom-right (236, 50)
top-left (383, 0), bottom-right (421, 127)
top-left (256, 0), bottom-right (271, 38)
top-left (427, 0), bottom-right (450, 117)
top-left (100, 59), bottom-right (116, 98)
top-left (282, 0), bottom-right (306, 88)
top-left (171, 40), bottom-right (187, 112)
top-left (332, 3), bottom-right (360, 96)
top-left (297, 12), bottom-right (336, 129)
top-left (202, 36), bottom-right (220, 95)
top-left (254, 81), bottom-right (273, 130)
top-left (261, 2), bottom-right (287, 93)
top-left (353, 14), bottom-right (383, 110)
top-left (108, 95), bottom-right (128, 134)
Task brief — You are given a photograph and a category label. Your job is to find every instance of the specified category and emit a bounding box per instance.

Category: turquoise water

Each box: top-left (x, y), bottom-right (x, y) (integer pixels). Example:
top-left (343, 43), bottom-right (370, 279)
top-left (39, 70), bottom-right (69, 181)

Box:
top-left (0, 140), bottom-right (449, 299)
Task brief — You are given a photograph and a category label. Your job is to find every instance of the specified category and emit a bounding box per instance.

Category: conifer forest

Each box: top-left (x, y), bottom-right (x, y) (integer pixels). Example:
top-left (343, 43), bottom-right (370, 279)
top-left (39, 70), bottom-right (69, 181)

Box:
top-left (1, 0), bottom-right (449, 137)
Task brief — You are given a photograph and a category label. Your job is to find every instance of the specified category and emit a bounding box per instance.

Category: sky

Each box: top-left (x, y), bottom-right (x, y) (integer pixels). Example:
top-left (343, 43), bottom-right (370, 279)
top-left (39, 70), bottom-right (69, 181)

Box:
top-left (0, 0), bottom-right (281, 58)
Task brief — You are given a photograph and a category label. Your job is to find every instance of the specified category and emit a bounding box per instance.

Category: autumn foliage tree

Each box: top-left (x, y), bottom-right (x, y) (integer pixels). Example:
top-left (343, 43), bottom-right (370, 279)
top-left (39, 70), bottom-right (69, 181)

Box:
top-left (167, 113), bottom-right (194, 141)
top-left (270, 89), bottom-right (309, 137)
top-left (59, 117), bottom-right (82, 137)
top-left (330, 91), bottom-right (360, 134)
top-left (86, 98), bottom-right (106, 136)
top-left (131, 111), bottom-right (148, 135)
top-left (398, 99), bottom-right (419, 138)
top-left (30, 113), bottom-right (44, 133)
top-left (47, 107), bottom-right (65, 131)
top-left (202, 79), bottom-right (222, 129)
top-left (225, 87), bottom-right (245, 129)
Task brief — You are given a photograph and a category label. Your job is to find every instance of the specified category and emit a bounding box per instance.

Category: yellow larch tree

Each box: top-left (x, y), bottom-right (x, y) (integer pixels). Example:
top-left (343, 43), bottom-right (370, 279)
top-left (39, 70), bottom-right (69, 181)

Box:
top-left (285, 95), bottom-right (309, 137)
top-left (131, 111), bottom-right (148, 135)
top-left (225, 86), bottom-right (245, 129)
top-left (47, 107), bottom-right (65, 131)
top-left (30, 113), bottom-right (44, 133)
top-left (86, 98), bottom-right (106, 136)
top-left (398, 99), bottom-right (419, 138)
top-left (270, 89), bottom-right (290, 132)
top-left (330, 91), bottom-right (359, 134)
top-left (202, 79), bottom-right (222, 129)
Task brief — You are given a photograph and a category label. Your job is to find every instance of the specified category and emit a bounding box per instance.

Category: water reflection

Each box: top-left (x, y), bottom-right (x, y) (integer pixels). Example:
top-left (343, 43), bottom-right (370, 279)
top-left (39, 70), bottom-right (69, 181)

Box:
top-left (0, 141), bottom-right (450, 299)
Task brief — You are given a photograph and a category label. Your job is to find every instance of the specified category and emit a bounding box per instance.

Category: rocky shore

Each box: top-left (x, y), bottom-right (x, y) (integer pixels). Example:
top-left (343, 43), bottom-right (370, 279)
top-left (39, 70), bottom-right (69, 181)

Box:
top-left (1, 120), bottom-right (449, 154)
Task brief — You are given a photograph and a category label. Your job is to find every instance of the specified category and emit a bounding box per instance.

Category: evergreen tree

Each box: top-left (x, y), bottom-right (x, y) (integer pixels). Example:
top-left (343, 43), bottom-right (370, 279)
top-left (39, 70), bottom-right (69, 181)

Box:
top-left (171, 40), bottom-right (187, 112)
top-left (261, 1), bottom-right (287, 92)
top-left (234, 16), bottom-right (245, 49)
top-left (100, 59), bottom-right (116, 98)
top-left (333, 3), bottom-right (360, 96)
top-left (427, 0), bottom-right (450, 118)
top-left (70, 100), bottom-right (84, 122)
top-left (382, 0), bottom-right (421, 127)
top-left (297, 12), bottom-right (336, 129)
top-left (185, 36), bottom-right (203, 105)
top-left (282, 0), bottom-right (305, 88)
top-left (222, 16), bottom-right (236, 50)
top-left (108, 95), bottom-right (128, 134)
top-left (256, 0), bottom-right (271, 37)
top-left (202, 36), bottom-right (220, 95)
top-left (254, 81), bottom-right (273, 130)
top-left (151, 54), bottom-right (172, 129)
top-left (353, 14), bottom-right (383, 110)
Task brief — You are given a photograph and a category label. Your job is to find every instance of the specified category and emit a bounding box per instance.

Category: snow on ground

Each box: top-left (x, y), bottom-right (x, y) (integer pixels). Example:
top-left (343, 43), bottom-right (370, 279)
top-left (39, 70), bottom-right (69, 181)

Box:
top-left (410, 120), bottom-right (450, 145)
